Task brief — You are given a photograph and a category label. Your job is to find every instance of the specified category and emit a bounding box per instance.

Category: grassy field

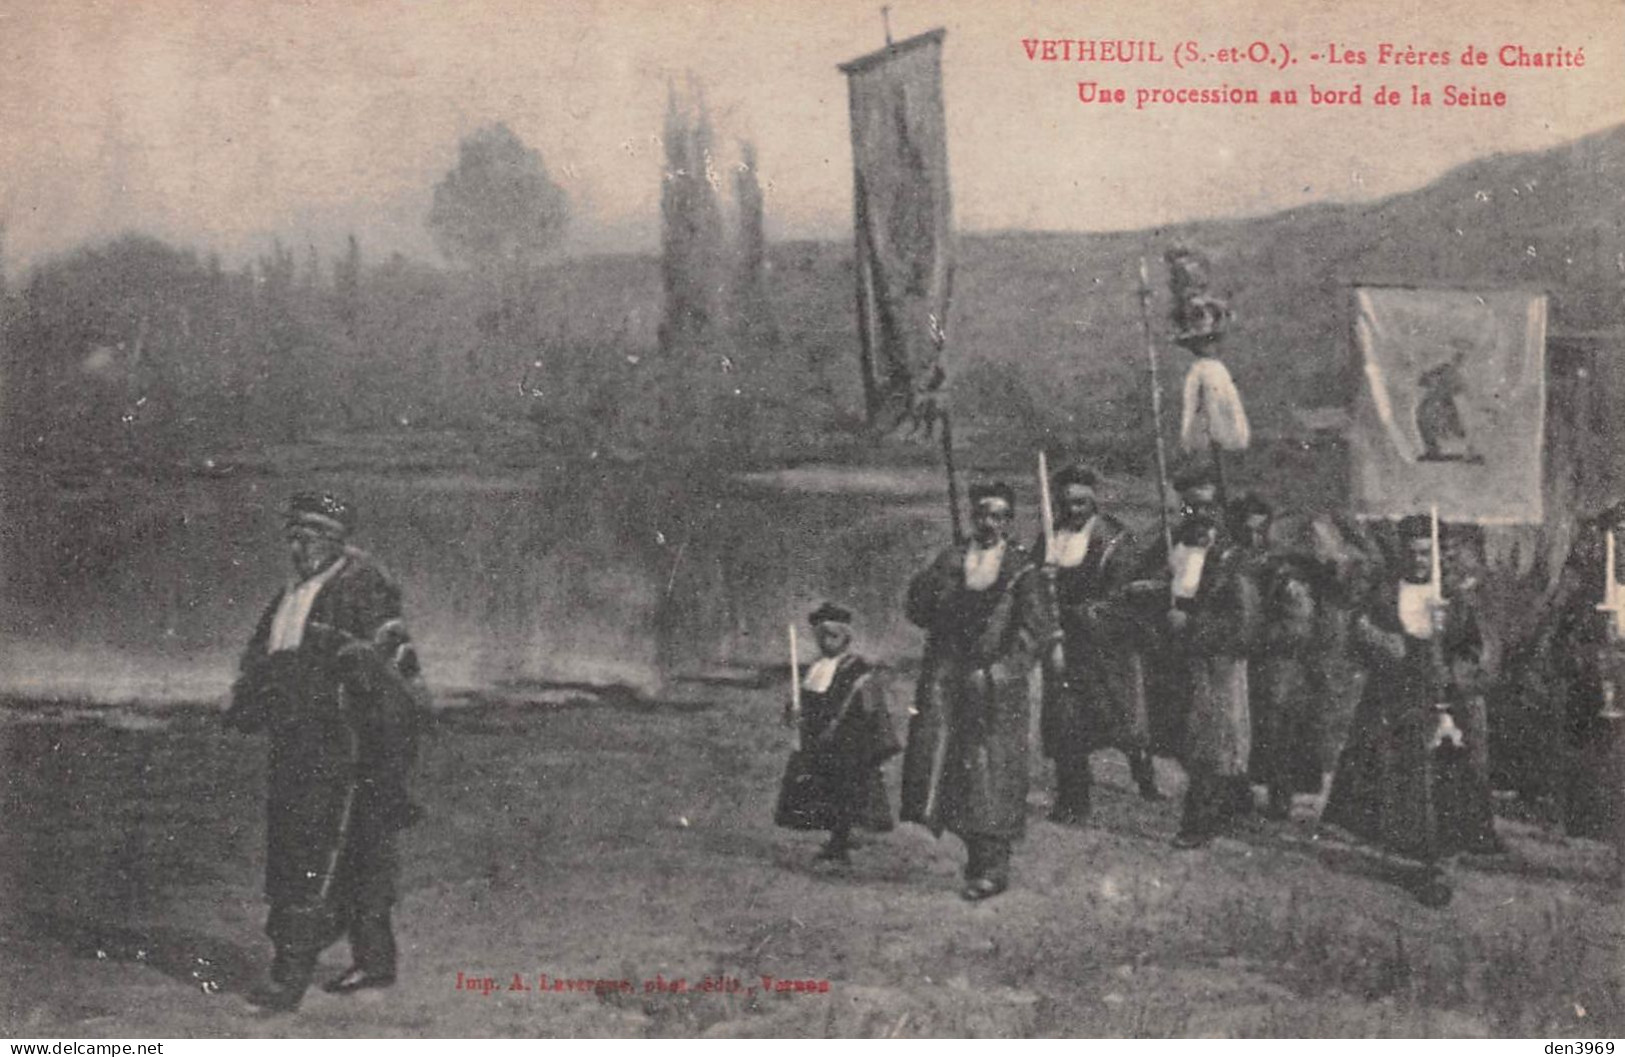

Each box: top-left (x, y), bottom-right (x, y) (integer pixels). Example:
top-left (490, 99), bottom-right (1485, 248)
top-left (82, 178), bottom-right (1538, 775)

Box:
top-left (2, 678), bottom-right (1619, 1039)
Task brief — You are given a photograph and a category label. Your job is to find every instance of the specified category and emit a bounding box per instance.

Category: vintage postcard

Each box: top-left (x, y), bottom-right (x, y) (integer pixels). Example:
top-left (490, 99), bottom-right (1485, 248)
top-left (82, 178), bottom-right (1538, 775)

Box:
top-left (1, 0), bottom-right (1621, 1041)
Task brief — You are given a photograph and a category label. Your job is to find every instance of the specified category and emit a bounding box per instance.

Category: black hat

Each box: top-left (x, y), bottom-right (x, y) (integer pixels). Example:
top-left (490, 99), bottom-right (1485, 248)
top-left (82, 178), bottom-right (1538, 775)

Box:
top-left (1051, 463), bottom-right (1100, 492)
top-left (968, 481), bottom-right (1017, 510)
top-left (284, 492), bottom-right (354, 538)
top-left (808, 601), bottom-right (854, 627)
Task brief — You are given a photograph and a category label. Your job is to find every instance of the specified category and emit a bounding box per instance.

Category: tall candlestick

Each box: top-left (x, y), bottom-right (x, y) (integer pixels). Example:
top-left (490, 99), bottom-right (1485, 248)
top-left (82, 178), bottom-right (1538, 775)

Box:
top-left (1429, 504), bottom-right (1443, 602)
top-left (1038, 450), bottom-right (1055, 564)
top-left (1602, 530), bottom-right (1621, 641)
top-left (788, 623), bottom-right (803, 752)
top-left (1607, 530), bottom-right (1616, 599)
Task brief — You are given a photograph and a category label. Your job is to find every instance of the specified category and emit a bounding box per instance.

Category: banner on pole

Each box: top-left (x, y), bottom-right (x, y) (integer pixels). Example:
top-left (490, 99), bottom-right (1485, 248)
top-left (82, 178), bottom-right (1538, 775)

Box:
top-left (1349, 286), bottom-right (1547, 524)
top-left (840, 29), bottom-right (954, 432)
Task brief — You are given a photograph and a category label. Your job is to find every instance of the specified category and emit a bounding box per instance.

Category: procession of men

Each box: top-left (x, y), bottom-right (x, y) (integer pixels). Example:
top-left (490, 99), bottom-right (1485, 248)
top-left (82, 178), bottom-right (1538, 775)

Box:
top-left (776, 454), bottom-right (1621, 912)
top-left (229, 249), bottom-right (1620, 1022)
top-left (776, 245), bottom-right (1623, 912)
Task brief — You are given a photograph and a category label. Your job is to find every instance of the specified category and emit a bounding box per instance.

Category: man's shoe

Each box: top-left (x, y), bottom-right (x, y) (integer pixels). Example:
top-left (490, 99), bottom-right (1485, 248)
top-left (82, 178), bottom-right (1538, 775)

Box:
top-left (323, 967), bottom-right (397, 994)
top-left (1171, 832), bottom-right (1211, 850)
top-left (959, 878), bottom-right (1007, 902)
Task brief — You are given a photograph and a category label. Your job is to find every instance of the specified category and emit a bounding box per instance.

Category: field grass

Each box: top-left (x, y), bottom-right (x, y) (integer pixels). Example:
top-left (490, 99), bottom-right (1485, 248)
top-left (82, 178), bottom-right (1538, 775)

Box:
top-left (2, 681), bottom-right (1618, 1039)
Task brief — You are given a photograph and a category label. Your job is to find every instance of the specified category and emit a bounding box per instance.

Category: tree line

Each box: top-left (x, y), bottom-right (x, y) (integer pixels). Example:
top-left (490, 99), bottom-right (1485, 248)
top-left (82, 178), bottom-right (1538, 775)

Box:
top-left (0, 108), bottom-right (841, 472)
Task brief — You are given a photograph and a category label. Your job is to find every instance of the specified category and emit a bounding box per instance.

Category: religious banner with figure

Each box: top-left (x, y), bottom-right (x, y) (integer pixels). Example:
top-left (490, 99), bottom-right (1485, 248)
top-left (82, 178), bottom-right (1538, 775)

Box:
top-left (840, 28), bottom-right (954, 433)
top-left (1350, 285), bottom-right (1548, 524)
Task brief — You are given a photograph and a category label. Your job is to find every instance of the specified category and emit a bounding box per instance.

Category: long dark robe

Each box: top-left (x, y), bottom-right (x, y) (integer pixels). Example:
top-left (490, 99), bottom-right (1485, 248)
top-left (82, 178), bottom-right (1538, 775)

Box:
top-left (1323, 581), bottom-right (1498, 862)
top-left (1175, 541), bottom-right (1262, 777)
top-left (1250, 556), bottom-right (1340, 795)
top-left (225, 548), bottom-right (428, 953)
top-left (1129, 534), bottom-right (1259, 761)
top-left (1506, 522), bottom-right (1624, 838)
top-left (900, 542), bottom-right (1051, 841)
top-left (774, 654), bottom-right (898, 833)
top-left (1031, 516), bottom-right (1150, 759)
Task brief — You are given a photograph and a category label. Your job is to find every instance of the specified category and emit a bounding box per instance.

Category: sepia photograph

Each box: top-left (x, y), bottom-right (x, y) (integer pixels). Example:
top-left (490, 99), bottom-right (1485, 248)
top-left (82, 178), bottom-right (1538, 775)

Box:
top-left (1, 0), bottom-right (1622, 1040)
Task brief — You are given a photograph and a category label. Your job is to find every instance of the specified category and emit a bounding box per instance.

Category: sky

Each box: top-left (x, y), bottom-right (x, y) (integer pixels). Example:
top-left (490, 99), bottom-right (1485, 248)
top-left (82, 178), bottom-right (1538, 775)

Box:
top-left (1, 0), bottom-right (1621, 273)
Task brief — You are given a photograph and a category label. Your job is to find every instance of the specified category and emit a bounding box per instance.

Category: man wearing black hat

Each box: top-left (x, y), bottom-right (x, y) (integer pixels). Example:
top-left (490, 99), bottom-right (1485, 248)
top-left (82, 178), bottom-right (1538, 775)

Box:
top-left (1322, 514), bottom-right (1498, 906)
top-left (1137, 472), bottom-right (1264, 848)
top-left (901, 482), bottom-right (1052, 900)
top-left (1164, 508), bottom-right (1262, 849)
top-left (773, 603), bottom-right (899, 864)
top-left (1032, 464), bottom-right (1159, 823)
top-left (225, 492), bottom-right (428, 1011)
top-left (1131, 463), bottom-right (1229, 763)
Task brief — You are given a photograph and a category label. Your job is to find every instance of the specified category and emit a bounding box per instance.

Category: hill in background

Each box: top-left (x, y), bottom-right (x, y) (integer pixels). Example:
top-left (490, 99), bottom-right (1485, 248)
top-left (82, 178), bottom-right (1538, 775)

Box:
top-left (756, 120), bottom-right (1625, 449)
top-left (5, 123), bottom-right (1621, 472)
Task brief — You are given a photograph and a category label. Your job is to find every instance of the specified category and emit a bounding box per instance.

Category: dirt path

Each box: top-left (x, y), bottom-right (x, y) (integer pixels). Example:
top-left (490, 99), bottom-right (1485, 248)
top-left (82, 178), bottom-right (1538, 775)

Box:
top-left (1, 683), bottom-right (1619, 1038)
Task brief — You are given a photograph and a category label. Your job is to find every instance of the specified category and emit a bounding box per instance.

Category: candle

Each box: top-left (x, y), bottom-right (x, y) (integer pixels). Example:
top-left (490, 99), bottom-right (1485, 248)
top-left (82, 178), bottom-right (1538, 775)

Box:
top-left (1607, 530), bottom-right (1617, 599)
top-left (1607, 530), bottom-right (1622, 639)
top-left (1429, 505), bottom-right (1443, 603)
top-left (1038, 450), bottom-right (1055, 563)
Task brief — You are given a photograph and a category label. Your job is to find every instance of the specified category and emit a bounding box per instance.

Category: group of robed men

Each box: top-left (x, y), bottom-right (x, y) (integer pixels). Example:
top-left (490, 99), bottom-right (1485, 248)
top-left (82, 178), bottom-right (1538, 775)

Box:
top-left (220, 473), bottom-right (1623, 1013)
top-left (775, 460), bottom-right (1624, 907)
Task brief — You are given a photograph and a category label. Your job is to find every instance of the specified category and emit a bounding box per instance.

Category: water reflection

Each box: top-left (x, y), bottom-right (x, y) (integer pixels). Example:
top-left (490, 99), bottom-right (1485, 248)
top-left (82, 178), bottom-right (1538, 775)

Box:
top-left (0, 462), bottom-right (950, 702)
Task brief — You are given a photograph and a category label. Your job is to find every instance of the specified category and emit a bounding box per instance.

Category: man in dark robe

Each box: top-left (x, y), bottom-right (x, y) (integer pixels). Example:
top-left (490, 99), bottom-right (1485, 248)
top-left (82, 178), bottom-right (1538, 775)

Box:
top-left (225, 492), bottom-right (428, 1011)
top-left (1232, 494), bottom-right (1323, 820)
top-left (902, 482), bottom-right (1052, 900)
top-left (1166, 511), bottom-right (1262, 848)
top-left (1250, 551), bottom-right (1339, 819)
top-left (774, 602), bottom-right (899, 864)
top-left (1323, 514), bottom-right (1499, 907)
top-left (1132, 464), bottom-right (1228, 760)
top-left (1033, 464), bottom-right (1159, 826)
top-left (1252, 511), bottom-right (1381, 817)
top-left (1516, 502), bottom-right (1625, 840)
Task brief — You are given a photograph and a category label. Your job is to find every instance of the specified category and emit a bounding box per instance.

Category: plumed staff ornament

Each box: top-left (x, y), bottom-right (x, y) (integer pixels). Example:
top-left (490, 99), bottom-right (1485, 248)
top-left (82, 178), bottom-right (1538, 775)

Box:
top-left (1164, 246), bottom-right (1250, 462)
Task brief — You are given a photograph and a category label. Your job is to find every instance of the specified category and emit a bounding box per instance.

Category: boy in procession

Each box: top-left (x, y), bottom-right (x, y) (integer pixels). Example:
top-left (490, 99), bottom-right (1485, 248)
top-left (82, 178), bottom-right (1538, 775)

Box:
top-left (774, 602), bottom-right (899, 865)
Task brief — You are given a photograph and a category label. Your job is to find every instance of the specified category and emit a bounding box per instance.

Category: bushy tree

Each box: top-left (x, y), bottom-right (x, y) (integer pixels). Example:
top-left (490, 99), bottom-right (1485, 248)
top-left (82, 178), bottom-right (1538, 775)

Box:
top-left (427, 123), bottom-right (570, 274)
top-left (659, 91), bottom-right (726, 348)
